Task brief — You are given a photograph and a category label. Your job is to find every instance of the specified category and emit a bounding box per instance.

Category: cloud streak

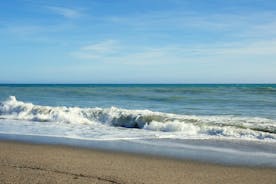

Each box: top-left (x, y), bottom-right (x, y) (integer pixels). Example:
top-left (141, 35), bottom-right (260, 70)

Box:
top-left (47, 6), bottom-right (81, 18)
top-left (106, 10), bottom-right (276, 40)
top-left (72, 39), bottom-right (276, 65)
top-left (72, 40), bottom-right (120, 59)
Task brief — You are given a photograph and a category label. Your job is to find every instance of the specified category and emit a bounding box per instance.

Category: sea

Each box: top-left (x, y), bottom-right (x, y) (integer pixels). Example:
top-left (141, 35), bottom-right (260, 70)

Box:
top-left (0, 84), bottom-right (276, 166)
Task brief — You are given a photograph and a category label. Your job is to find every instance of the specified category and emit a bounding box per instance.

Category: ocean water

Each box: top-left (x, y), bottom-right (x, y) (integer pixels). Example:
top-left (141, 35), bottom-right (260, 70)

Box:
top-left (0, 84), bottom-right (276, 166)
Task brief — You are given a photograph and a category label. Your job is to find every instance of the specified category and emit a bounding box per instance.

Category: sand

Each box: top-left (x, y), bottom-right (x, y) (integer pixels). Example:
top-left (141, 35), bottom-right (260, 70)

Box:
top-left (0, 141), bottom-right (275, 184)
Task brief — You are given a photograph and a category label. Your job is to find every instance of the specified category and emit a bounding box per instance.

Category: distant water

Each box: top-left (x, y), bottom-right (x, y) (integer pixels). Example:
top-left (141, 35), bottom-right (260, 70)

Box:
top-left (0, 84), bottom-right (276, 166)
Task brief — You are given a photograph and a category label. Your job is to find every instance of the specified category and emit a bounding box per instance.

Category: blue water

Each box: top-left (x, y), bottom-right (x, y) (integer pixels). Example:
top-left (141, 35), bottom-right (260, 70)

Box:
top-left (1, 84), bottom-right (276, 118)
top-left (0, 84), bottom-right (276, 166)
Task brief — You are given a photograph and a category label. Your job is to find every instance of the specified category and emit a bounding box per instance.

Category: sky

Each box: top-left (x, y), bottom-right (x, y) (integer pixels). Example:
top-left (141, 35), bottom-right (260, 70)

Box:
top-left (0, 0), bottom-right (276, 83)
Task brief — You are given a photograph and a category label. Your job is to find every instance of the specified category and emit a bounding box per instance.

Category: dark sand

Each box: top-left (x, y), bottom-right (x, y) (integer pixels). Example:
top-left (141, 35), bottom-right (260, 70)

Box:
top-left (0, 141), bottom-right (275, 184)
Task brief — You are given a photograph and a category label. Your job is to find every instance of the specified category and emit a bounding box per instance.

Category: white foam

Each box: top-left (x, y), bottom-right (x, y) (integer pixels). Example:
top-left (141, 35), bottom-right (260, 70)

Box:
top-left (0, 96), bottom-right (276, 141)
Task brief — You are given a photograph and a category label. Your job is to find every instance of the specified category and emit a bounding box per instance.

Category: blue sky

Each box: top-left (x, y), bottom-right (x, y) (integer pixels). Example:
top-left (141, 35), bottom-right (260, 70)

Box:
top-left (1, 0), bottom-right (276, 83)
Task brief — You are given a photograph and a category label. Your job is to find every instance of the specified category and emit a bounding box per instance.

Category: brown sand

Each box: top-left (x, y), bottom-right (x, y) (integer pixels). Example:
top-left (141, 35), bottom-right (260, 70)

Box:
top-left (0, 141), bottom-right (275, 184)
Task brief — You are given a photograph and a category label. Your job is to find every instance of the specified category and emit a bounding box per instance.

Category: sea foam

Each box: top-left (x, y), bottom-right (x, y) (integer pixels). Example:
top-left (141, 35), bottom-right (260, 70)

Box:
top-left (0, 96), bottom-right (275, 141)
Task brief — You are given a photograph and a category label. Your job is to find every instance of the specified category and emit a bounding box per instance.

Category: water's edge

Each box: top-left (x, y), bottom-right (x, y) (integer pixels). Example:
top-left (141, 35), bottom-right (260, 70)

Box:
top-left (1, 133), bottom-right (275, 168)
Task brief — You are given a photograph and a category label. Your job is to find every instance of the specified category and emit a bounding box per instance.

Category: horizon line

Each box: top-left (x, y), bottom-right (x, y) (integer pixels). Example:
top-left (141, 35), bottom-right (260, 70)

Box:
top-left (0, 83), bottom-right (275, 85)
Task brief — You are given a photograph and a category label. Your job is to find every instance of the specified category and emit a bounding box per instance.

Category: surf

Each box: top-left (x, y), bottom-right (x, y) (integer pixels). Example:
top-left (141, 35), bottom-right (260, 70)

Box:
top-left (0, 96), bottom-right (275, 141)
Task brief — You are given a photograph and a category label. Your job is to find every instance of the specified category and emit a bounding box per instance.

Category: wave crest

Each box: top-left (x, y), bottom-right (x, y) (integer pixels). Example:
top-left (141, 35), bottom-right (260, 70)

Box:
top-left (0, 96), bottom-right (276, 140)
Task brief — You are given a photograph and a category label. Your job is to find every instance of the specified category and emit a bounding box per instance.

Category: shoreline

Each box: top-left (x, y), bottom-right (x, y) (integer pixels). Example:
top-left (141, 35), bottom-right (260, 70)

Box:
top-left (1, 132), bottom-right (276, 167)
top-left (0, 140), bottom-right (276, 184)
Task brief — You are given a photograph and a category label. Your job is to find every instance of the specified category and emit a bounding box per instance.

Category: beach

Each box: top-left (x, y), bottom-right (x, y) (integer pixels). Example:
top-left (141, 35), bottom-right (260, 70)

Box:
top-left (0, 140), bottom-right (275, 184)
top-left (2, 0), bottom-right (276, 182)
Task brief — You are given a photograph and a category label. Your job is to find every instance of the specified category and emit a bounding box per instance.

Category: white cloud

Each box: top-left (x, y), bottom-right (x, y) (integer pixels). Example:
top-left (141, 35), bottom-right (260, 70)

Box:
top-left (72, 39), bottom-right (276, 65)
top-left (47, 6), bottom-right (81, 18)
top-left (213, 41), bottom-right (276, 55)
top-left (72, 40), bottom-right (120, 59)
top-left (4, 23), bottom-right (74, 43)
top-left (81, 40), bottom-right (118, 52)
top-left (106, 10), bottom-right (276, 39)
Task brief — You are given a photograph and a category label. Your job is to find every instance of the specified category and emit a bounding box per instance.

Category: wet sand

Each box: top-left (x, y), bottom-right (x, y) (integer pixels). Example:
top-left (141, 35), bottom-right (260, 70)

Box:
top-left (0, 140), bottom-right (275, 184)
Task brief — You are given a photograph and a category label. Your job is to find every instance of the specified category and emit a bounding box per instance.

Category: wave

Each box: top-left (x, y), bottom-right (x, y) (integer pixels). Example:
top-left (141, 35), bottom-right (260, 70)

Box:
top-left (240, 86), bottom-right (276, 94)
top-left (0, 96), bottom-right (276, 141)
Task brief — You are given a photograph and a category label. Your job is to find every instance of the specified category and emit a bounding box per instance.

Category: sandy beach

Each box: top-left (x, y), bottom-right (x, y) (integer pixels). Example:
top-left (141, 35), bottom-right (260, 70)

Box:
top-left (0, 141), bottom-right (275, 184)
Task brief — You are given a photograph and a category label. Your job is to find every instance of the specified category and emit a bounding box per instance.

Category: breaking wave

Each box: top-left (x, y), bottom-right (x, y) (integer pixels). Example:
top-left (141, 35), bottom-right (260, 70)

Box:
top-left (0, 96), bottom-right (276, 141)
